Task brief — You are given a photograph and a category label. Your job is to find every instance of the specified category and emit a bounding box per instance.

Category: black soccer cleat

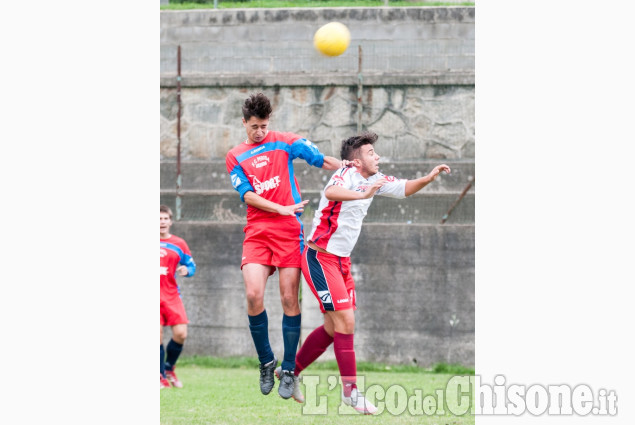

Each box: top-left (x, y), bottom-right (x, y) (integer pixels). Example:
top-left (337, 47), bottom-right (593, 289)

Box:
top-left (259, 356), bottom-right (278, 395)
top-left (275, 367), bottom-right (305, 403)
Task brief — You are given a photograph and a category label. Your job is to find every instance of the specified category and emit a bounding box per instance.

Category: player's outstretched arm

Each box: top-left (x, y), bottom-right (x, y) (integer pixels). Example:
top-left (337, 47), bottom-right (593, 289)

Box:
top-left (404, 164), bottom-right (451, 197)
top-left (243, 191), bottom-right (309, 216)
top-left (322, 156), bottom-right (352, 170)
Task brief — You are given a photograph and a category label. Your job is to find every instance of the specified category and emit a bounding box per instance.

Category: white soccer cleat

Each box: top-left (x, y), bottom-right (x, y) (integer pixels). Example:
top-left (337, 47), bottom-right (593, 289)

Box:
top-left (342, 387), bottom-right (378, 415)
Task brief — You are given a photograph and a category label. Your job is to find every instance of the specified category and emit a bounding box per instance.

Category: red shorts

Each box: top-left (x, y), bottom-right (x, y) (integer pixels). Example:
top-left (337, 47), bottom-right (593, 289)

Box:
top-left (160, 295), bottom-right (189, 326)
top-left (301, 246), bottom-right (356, 313)
top-left (242, 218), bottom-right (305, 272)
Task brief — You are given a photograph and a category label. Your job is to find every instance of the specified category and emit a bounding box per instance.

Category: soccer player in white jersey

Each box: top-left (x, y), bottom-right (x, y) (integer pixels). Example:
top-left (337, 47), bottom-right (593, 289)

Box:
top-left (294, 131), bottom-right (451, 414)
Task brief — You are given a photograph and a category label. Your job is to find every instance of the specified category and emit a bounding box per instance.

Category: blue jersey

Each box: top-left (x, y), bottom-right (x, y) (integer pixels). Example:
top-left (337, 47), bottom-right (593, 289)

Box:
top-left (225, 130), bottom-right (325, 222)
top-left (160, 234), bottom-right (196, 299)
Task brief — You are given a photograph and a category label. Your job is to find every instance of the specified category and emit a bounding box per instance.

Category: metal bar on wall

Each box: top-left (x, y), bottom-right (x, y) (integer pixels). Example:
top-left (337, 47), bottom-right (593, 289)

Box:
top-left (440, 176), bottom-right (474, 224)
top-left (357, 45), bottom-right (363, 133)
top-left (176, 45), bottom-right (182, 221)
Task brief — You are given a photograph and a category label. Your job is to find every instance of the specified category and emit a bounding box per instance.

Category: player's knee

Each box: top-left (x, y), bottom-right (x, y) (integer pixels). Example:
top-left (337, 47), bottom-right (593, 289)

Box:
top-left (342, 321), bottom-right (355, 334)
top-left (245, 287), bottom-right (264, 303)
top-left (246, 293), bottom-right (265, 313)
top-left (280, 292), bottom-right (299, 311)
top-left (173, 328), bottom-right (187, 343)
top-left (340, 312), bottom-right (356, 334)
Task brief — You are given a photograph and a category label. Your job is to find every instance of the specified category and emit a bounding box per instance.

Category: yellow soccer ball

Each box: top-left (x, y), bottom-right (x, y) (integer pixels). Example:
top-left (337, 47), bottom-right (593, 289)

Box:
top-left (313, 22), bottom-right (351, 57)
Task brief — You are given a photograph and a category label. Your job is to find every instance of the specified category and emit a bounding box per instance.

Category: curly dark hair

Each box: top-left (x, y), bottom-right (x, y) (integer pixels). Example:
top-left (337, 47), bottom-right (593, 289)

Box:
top-left (242, 93), bottom-right (272, 121)
top-left (340, 131), bottom-right (378, 160)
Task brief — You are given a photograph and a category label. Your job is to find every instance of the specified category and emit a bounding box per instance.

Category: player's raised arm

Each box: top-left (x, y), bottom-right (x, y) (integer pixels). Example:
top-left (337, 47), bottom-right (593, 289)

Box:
top-left (243, 191), bottom-right (309, 216)
top-left (289, 135), bottom-right (353, 171)
top-left (404, 164), bottom-right (451, 197)
top-left (322, 156), bottom-right (351, 170)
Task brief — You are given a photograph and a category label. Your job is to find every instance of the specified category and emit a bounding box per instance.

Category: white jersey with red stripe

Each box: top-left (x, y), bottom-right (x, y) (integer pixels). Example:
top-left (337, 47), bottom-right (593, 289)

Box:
top-left (307, 166), bottom-right (407, 257)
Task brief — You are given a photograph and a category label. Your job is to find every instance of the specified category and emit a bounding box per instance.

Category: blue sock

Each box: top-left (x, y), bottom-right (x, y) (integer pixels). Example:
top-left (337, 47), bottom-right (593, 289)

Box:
top-left (248, 310), bottom-right (274, 365)
top-left (160, 344), bottom-right (166, 377)
top-left (165, 339), bottom-right (183, 371)
top-left (281, 313), bottom-right (301, 371)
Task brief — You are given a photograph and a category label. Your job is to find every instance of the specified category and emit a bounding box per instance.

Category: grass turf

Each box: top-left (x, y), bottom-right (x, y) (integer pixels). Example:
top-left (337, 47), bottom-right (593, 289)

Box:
top-left (161, 364), bottom-right (475, 425)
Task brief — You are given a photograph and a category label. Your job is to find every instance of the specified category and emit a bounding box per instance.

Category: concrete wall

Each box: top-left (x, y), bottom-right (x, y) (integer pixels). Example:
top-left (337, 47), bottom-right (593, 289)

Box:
top-left (160, 7), bottom-right (475, 367)
top-left (160, 7), bottom-right (475, 162)
top-left (160, 7), bottom-right (475, 86)
top-left (165, 222), bottom-right (474, 367)
top-left (160, 85), bottom-right (475, 162)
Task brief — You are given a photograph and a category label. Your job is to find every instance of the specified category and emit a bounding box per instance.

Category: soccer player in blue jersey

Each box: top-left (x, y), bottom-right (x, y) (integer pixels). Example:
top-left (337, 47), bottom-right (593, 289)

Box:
top-left (160, 205), bottom-right (196, 389)
top-left (226, 93), bottom-right (347, 400)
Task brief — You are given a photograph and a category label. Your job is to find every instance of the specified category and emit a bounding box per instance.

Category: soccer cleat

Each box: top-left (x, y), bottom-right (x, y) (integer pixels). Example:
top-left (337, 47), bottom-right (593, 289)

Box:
top-left (275, 367), bottom-right (305, 403)
top-left (342, 387), bottom-right (378, 415)
top-left (259, 356), bottom-right (278, 395)
top-left (160, 374), bottom-right (171, 389)
top-left (165, 369), bottom-right (183, 388)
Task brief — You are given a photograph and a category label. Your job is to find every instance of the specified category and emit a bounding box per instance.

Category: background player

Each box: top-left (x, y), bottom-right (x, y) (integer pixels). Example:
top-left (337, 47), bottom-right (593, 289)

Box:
top-left (225, 93), bottom-right (347, 400)
top-left (294, 131), bottom-right (450, 413)
top-left (160, 205), bottom-right (197, 389)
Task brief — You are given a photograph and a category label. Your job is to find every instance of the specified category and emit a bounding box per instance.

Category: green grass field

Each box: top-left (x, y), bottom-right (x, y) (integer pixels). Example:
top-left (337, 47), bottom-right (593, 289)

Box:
top-left (161, 359), bottom-right (475, 425)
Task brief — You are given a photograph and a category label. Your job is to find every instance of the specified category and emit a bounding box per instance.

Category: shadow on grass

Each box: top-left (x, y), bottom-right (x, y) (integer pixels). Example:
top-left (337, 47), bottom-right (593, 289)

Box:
top-left (178, 355), bottom-right (474, 375)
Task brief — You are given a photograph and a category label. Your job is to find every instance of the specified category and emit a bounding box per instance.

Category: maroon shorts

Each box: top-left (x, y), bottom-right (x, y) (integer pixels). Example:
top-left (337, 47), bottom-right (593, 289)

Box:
top-left (242, 218), bottom-right (305, 271)
top-left (160, 295), bottom-right (189, 326)
top-left (301, 246), bottom-right (356, 313)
